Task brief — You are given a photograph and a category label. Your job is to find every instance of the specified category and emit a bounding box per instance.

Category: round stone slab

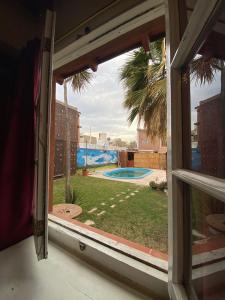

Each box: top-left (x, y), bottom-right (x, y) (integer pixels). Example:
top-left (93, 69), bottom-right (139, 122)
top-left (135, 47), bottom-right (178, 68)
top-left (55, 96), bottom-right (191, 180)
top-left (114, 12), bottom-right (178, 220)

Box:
top-left (53, 204), bottom-right (82, 219)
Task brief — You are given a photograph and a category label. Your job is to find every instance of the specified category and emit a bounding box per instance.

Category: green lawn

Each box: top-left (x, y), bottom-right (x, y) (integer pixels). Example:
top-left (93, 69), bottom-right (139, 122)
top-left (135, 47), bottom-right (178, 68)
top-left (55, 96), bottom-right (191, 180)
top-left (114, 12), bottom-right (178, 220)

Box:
top-left (53, 175), bottom-right (168, 252)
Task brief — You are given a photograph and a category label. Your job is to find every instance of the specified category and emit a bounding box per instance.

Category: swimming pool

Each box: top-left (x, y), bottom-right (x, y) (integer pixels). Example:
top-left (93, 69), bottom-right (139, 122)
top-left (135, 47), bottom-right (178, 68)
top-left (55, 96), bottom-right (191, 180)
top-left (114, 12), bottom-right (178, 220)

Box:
top-left (103, 168), bottom-right (152, 179)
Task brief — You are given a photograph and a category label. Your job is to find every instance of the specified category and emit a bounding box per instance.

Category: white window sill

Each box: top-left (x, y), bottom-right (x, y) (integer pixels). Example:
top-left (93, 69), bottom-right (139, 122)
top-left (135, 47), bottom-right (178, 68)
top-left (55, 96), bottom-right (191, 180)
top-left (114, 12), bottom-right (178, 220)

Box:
top-left (48, 214), bottom-right (168, 299)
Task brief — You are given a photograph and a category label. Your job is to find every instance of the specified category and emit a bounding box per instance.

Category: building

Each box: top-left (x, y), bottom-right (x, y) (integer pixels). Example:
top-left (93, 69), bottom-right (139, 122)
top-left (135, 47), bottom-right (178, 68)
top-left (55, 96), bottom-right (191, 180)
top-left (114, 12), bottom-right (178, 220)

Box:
top-left (137, 128), bottom-right (167, 153)
top-left (195, 94), bottom-right (225, 177)
top-left (79, 134), bottom-right (97, 145)
top-left (1, 2), bottom-right (225, 300)
top-left (54, 101), bottom-right (80, 177)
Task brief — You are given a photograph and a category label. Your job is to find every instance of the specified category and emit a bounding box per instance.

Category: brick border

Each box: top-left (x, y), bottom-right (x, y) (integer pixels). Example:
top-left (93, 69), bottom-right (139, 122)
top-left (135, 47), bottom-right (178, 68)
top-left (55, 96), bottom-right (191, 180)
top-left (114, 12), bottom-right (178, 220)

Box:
top-left (50, 212), bottom-right (168, 261)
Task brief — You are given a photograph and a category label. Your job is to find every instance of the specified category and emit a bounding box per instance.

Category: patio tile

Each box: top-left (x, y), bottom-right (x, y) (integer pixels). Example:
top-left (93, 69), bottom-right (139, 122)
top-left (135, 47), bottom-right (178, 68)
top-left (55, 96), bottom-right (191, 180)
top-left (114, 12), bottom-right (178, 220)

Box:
top-left (84, 220), bottom-right (95, 226)
top-left (88, 207), bottom-right (97, 214)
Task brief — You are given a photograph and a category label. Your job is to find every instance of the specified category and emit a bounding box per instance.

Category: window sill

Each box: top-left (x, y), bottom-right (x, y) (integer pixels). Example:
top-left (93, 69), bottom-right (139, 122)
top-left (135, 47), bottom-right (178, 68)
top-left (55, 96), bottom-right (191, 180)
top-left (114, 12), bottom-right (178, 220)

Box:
top-left (48, 214), bottom-right (168, 299)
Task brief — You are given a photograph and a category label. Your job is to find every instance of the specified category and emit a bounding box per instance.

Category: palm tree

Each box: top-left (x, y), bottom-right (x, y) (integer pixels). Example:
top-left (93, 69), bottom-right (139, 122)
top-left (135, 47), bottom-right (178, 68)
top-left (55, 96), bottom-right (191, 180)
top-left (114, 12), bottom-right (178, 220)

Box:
top-left (120, 38), bottom-right (166, 139)
top-left (120, 39), bottom-right (223, 141)
top-left (64, 70), bottom-right (93, 203)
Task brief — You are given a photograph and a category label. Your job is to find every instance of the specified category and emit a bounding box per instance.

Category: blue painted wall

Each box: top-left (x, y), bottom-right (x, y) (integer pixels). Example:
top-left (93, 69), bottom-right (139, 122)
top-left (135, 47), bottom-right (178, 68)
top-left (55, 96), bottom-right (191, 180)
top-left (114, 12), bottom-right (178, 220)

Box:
top-left (77, 148), bottom-right (118, 167)
top-left (192, 148), bottom-right (201, 171)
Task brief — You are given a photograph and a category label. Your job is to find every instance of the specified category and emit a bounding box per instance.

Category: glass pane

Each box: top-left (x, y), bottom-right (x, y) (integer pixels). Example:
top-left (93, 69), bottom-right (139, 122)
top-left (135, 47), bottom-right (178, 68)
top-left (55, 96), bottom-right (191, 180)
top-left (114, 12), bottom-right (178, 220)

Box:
top-left (187, 9), bottom-right (225, 178)
top-left (191, 187), bottom-right (225, 299)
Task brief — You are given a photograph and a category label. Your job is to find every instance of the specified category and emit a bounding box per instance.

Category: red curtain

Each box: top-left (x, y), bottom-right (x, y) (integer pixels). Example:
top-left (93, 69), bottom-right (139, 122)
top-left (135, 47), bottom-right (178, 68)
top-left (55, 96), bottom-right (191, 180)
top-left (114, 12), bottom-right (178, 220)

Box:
top-left (0, 39), bottom-right (41, 250)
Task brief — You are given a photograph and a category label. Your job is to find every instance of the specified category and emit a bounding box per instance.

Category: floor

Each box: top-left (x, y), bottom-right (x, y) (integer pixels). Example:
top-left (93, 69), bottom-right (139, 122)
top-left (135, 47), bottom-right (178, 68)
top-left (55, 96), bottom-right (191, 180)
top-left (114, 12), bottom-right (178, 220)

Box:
top-left (89, 168), bottom-right (167, 186)
top-left (0, 237), bottom-right (153, 300)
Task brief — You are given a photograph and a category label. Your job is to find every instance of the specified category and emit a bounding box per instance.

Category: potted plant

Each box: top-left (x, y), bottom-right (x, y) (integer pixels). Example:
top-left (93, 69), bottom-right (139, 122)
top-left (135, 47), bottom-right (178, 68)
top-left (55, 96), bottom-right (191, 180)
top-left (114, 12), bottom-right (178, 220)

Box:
top-left (82, 168), bottom-right (89, 176)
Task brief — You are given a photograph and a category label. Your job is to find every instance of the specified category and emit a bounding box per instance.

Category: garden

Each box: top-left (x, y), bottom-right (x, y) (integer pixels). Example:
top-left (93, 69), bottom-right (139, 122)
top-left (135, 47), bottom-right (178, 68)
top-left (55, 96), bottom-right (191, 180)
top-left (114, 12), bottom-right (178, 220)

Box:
top-left (53, 170), bottom-right (168, 253)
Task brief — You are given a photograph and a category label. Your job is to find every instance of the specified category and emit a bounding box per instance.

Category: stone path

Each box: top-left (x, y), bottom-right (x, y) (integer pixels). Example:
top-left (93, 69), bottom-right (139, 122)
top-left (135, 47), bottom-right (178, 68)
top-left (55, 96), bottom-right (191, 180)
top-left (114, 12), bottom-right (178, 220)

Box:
top-left (97, 210), bottom-right (105, 216)
top-left (84, 187), bottom-right (144, 225)
top-left (88, 207), bottom-right (97, 214)
top-left (84, 220), bottom-right (95, 226)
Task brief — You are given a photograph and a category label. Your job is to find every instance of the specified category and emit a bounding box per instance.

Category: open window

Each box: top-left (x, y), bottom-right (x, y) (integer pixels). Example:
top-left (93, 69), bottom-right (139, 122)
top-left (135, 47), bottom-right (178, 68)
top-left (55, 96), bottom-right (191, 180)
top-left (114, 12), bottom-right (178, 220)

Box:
top-left (167, 0), bottom-right (225, 298)
top-left (48, 1), bottom-right (168, 297)
top-left (0, 3), bottom-right (55, 261)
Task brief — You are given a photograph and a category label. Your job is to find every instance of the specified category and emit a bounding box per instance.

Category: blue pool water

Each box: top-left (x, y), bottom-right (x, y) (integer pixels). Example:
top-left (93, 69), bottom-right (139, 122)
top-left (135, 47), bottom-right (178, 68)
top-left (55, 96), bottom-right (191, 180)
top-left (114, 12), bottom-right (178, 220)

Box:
top-left (103, 168), bottom-right (152, 179)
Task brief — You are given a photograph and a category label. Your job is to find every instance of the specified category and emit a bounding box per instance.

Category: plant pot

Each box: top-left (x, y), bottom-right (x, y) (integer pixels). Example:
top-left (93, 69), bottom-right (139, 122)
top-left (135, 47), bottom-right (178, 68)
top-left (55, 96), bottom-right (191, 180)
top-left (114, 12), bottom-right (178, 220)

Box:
top-left (82, 169), bottom-right (88, 176)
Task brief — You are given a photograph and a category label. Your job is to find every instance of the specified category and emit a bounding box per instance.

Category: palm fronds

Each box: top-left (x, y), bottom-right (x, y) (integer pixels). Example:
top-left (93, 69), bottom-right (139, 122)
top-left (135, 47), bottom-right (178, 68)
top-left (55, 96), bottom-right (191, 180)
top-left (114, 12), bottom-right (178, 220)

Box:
top-left (67, 70), bottom-right (93, 93)
top-left (189, 55), bottom-right (220, 85)
top-left (120, 38), bottom-right (167, 138)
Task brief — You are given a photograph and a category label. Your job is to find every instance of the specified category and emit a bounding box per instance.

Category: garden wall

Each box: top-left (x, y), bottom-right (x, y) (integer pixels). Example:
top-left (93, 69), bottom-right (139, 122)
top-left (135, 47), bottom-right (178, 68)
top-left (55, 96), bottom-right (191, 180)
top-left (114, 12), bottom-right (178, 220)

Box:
top-left (77, 148), bottom-right (118, 167)
top-left (134, 152), bottom-right (167, 170)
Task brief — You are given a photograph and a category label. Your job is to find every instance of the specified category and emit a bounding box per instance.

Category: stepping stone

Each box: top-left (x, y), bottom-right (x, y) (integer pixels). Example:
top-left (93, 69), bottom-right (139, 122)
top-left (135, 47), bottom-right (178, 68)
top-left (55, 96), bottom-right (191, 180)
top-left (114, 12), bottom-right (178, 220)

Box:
top-left (97, 210), bottom-right (105, 216)
top-left (110, 197), bottom-right (114, 200)
top-left (101, 202), bottom-right (106, 206)
top-left (121, 192), bottom-right (126, 194)
top-left (88, 207), bottom-right (97, 214)
top-left (125, 195), bottom-right (130, 199)
top-left (116, 194), bottom-right (120, 197)
top-left (134, 190), bottom-right (139, 193)
top-left (130, 193), bottom-right (135, 196)
top-left (84, 220), bottom-right (95, 226)
top-left (119, 199), bottom-right (124, 203)
top-left (110, 204), bottom-right (116, 208)
top-left (127, 189), bottom-right (130, 191)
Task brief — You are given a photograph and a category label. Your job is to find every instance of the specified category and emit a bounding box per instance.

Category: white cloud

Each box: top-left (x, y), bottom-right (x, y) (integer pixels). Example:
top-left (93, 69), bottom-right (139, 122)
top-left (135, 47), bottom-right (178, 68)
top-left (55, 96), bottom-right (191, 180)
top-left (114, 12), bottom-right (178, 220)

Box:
top-left (56, 50), bottom-right (137, 142)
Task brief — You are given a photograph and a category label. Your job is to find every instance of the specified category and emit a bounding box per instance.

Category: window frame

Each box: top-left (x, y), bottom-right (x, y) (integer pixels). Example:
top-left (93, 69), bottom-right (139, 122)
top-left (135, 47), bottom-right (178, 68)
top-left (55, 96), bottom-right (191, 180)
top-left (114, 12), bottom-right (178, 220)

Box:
top-left (166, 0), bottom-right (225, 299)
top-left (49, 1), bottom-right (168, 297)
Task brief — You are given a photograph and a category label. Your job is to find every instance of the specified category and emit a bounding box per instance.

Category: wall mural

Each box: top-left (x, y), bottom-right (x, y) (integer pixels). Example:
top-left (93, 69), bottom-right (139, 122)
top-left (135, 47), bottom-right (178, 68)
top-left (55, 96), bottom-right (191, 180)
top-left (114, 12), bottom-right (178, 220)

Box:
top-left (77, 148), bottom-right (118, 167)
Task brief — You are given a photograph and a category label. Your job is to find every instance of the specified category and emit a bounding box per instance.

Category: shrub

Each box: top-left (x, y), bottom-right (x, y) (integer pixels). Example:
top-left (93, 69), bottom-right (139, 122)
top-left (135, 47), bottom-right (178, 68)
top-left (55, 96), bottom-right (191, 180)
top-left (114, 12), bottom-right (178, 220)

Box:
top-left (149, 180), bottom-right (167, 191)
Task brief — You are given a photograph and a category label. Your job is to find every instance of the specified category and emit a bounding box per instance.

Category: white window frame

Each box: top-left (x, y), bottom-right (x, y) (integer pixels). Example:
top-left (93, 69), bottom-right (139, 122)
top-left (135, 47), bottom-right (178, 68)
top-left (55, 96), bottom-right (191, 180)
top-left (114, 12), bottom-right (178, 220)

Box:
top-left (166, 0), bottom-right (225, 299)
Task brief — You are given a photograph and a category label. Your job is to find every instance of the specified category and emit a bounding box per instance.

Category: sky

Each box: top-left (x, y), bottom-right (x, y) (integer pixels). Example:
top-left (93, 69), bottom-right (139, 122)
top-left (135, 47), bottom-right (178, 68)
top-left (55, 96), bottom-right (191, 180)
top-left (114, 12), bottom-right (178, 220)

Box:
top-left (56, 51), bottom-right (221, 138)
top-left (56, 50), bottom-right (138, 142)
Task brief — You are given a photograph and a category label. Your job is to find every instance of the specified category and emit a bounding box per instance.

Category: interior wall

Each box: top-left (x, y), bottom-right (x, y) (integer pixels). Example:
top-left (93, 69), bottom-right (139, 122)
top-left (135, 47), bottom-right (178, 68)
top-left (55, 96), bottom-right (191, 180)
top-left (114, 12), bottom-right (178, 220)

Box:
top-left (0, 1), bottom-right (41, 52)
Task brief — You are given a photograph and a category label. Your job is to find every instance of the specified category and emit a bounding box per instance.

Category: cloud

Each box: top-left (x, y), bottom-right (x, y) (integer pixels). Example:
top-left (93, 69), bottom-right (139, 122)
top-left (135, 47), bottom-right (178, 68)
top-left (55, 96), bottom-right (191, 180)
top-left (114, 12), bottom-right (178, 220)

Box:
top-left (56, 51), bottom-right (137, 141)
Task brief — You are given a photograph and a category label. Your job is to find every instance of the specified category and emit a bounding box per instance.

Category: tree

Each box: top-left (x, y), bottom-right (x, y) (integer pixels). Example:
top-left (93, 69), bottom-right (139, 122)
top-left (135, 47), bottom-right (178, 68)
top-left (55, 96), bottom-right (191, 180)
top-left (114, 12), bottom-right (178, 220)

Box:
top-left (127, 141), bottom-right (137, 149)
top-left (120, 38), bottom-right (166, 139)
top-left (64, 70), bottom-right (93, 203)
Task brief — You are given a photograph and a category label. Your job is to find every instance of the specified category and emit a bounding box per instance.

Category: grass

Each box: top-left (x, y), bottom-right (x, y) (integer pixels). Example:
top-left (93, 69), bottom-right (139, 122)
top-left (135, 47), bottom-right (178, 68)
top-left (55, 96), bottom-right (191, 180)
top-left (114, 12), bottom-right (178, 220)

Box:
top-left (53, 174), bottom-right (168, 252)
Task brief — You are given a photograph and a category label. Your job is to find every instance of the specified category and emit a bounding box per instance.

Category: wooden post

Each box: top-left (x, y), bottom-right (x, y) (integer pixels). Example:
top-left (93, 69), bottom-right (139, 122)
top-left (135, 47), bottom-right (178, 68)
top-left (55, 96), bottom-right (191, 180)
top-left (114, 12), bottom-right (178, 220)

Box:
top-left (48, 76), bottom-right (56, 212)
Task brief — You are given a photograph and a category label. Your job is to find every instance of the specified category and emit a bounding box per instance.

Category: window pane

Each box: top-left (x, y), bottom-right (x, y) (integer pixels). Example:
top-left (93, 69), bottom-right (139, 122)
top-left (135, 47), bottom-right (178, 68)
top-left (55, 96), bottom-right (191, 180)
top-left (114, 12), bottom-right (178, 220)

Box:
top-left (187, 9), bottom-right (225, 178)
top-left (191, 187), bottom-right (225, 299)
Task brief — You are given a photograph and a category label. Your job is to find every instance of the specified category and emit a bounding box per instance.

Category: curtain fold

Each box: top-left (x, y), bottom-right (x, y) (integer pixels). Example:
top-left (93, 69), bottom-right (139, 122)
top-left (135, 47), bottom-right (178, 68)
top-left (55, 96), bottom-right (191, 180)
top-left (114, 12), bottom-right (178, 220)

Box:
top-left (0, 39), bottom-right (41, 250)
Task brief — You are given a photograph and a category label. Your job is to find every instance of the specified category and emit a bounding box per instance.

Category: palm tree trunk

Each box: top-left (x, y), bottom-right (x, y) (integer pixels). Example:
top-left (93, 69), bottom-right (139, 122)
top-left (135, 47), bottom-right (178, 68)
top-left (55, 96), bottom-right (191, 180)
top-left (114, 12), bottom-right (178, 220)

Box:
top-left (64, 80), bottom-right (73, 203)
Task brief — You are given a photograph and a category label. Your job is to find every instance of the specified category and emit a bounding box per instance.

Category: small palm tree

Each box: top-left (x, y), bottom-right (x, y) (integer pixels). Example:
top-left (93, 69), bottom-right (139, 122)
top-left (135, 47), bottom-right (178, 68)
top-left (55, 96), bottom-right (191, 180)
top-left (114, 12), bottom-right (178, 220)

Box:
top-left (120, 38), bottom-right (166, 139)
top-left (64, 70), bottom-right (93, 203)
